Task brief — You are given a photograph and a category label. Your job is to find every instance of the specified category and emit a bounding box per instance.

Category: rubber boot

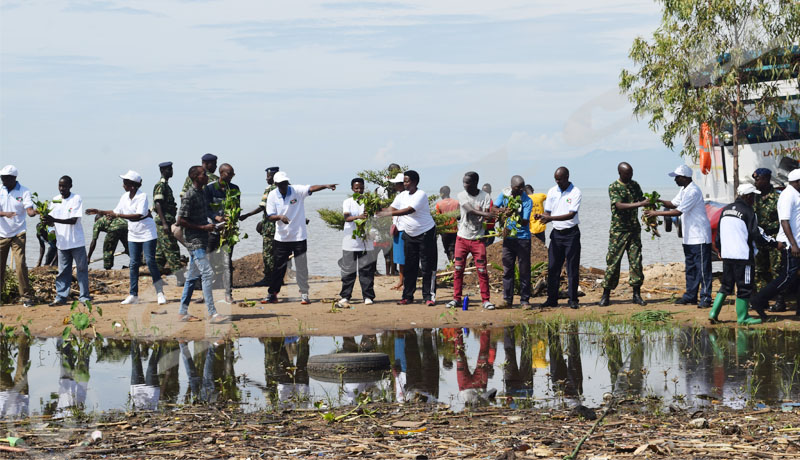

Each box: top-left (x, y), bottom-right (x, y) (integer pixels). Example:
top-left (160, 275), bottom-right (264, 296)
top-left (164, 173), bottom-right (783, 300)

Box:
top-left (736, 298), bottom-right (762, 325)
top-left (632, 286), bottom-right (647, 306)
top-left (598, 288), bottom-right (610, 307)
top-left (709, 293), bottom-right (726, 324)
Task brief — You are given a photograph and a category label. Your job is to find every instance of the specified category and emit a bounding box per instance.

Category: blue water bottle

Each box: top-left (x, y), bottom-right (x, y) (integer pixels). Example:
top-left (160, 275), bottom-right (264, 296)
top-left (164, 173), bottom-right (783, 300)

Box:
top-left (462, 295), bottom-right (469, 311)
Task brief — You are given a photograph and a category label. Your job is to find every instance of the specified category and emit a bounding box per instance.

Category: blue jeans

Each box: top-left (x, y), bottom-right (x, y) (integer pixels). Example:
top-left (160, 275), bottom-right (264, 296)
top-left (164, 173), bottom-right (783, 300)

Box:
top-left (128, 239), bottom-right (161, 296)
top-left (56, 247), bottom-right (90, 302)
top-left (180, 248), bottom-right (217, 316)
top-left (682, 243), bottom-right (712, 304)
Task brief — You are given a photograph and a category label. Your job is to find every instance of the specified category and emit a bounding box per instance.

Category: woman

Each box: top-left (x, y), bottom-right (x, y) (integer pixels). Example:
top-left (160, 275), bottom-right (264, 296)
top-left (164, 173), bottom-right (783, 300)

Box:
top-left (388, 172), bottom-right (405, 290)
top-left (87, 170), bottom-right (166, 305)
top-left (379, 170), bottom-right (438, 306)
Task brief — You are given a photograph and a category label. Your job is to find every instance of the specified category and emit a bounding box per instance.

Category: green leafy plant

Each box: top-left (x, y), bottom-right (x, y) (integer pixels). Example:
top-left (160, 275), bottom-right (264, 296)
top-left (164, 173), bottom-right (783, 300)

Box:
top-left (317, 208), bottom-right (346, 231)
top-left (484, 194), bottom-right (522, 239)
top-left (211, 187), bottom-right (248, 251)
top-left (62, 300), bottom-right (103, 349)
top-left (642, 191), bottom-right (662, 239)
top-left (351, 192), bottom-right (393, 240)
top-left (32, 192), bottom-right (59, 243)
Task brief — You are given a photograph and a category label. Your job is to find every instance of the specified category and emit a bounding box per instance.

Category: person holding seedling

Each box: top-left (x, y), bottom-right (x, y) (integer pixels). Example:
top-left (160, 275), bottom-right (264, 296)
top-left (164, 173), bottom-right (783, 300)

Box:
top-left (0, 165), bottom-right (36, 307)
top-left (240, 166), bottom-right (279, 285)
top-left (493, 175), bottom-right (533, 308)
top-left (45, 175), bottom-right (90, 306)
top-left (87, 170), bottom-right (166, 305)
top-left (435, 186), bottom-right (459, 262)
top-left (180, 153), bottom-right (219, 200)
top-left (153, 161), bottom-right (183, 275)
top-left (336, 177), bottom-right (378, 308)
top-left (204, 163), bottom-right (241, 304)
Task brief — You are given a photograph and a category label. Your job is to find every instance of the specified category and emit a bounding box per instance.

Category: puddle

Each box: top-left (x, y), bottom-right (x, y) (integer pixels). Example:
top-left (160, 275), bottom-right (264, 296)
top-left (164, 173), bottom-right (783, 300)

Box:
top-left (1, 322), bottom-right (799, 418)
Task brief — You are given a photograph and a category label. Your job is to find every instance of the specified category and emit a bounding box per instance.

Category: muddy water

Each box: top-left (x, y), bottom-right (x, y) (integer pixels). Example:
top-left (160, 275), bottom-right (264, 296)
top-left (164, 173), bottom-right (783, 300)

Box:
top-left (1, 323), bottom-right (799, 418)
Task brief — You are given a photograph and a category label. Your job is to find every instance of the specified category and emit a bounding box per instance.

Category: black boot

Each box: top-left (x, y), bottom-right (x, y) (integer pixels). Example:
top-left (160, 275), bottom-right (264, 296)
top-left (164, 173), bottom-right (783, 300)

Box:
top-left (598, 288), bottom-right (610, 307)
top-left (769, 296), bottom-right (787, 312)
top-left (632, 286), bottom-right (647, 306)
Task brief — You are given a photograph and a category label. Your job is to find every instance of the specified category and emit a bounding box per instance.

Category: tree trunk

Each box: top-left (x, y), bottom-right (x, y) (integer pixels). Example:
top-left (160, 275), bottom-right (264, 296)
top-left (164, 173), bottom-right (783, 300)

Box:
top-left (732, 123), bottom-right (739, 194)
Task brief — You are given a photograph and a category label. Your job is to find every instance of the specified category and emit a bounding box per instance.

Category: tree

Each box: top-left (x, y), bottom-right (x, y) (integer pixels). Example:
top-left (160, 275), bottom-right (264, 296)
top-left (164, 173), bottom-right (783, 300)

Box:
top-left (620, 0), bottom-right (800, 192)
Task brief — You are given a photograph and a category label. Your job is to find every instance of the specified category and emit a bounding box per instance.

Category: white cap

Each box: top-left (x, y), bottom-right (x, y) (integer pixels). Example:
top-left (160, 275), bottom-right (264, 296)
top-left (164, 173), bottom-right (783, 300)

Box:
top-left (388, 172), bottom-right (404, 183)
top-left (789, 169), bottom-right (800, 182)
top-left (0, 165), bottom-right (18, 177)
top-left (119, 170), bottom-right (142, 183)
top-left (668, 164), bottom-right (693, 178)
top-left (273, 171), bottom-right (290, 183)
top-left (737, 183), bottom-right (760, 195)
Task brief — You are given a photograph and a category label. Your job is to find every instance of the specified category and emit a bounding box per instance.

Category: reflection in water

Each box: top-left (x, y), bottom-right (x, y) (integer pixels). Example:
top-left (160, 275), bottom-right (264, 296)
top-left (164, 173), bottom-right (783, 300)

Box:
top-left (548, 323), bottom-right (583, 399)
top-left (130, 341), bottom-right (161, 411)
top-left (502, 326), bottom-right (533, 399)
top-left (263, 337), bottom-right (310, 409)
top-left (0, 336), bottom-right (29, 417)
top-left (50, 340), bottom-right (91, 419)
top-left (393, 329), bottom-right (439, 403)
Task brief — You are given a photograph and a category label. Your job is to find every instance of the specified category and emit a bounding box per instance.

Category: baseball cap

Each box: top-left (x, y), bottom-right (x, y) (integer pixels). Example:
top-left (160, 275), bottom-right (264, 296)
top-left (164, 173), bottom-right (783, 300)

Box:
top-left (388, 172), bottom-right (404, 183)
top-left (273, 171), bottom-right (290, 183)
top-left (737, 184), bottom-right (760, 195)
top-left (668, 165), bottom-right (693, 178)
top-left (0, 165), bottom-right (18, 177)
top-left (119, 170), bottom-right (143, 183)
top-left (789, 169), bottom-right (800, 182)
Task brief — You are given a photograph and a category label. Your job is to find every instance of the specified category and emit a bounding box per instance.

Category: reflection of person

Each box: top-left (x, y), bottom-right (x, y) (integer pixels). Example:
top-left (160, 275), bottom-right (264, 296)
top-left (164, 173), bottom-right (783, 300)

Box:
top-left (45, 176), bottom-right (90, 306)
top-left (0, 337), bottom-right (30, 417)
top-left (87, 215), bottom-right (128, 270)
top-left (239, 166), bottom-right (279, 284)
top-left (502, 326), bottom-right (532, 398)
top-left (495, 176), bottom-right (533, 308)
top-left (205, 163), bottom-right (240, 304)
top-left (455, 329), bottom-right (496, 405)
top-left (130, 341), bottom-right (161, 411)
top-left (435, 186), bottom-right (459, 262)
top-left (337, 178), bottom-right (377, 308)
top-left (0, 165), bottom-right (36, 307)
top-left (547, 324), bottom-right (582, 398)
top-left (53, 341), bottom-right (90, 419)
top-left (392, 329), bottom-right (439, 403)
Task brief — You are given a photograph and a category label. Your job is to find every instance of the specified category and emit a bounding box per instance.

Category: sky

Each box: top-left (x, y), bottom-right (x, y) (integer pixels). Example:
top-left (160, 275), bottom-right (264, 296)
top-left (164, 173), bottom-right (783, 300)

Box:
top-left (0, 0), bottom-right (681, 197)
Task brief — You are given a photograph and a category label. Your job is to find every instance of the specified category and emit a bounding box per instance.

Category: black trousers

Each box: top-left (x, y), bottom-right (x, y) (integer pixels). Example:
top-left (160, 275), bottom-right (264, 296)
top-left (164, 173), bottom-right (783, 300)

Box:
top-left (502, 238), bottom-right (532, 302)
top-left (402, 227), bottom-right (438, 302)
top-left (339, 250), bottom-right (377, 300)
top-left (440, 233), bottom-right (457, 262)
top-left (751, 248), bottom-right (800, 310)
top-left (719, 259), bottom-right (754, 299)
top-left (547, 226), bottom-right (581, 303)
top-left (269, 240), bottom-right (309, 295)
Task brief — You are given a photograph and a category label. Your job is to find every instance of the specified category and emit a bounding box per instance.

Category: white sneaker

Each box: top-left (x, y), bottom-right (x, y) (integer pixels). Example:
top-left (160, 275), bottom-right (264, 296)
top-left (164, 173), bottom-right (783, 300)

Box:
top-left (336, 298), bottom-right (351, 308)
top-left (364, 298), bottom-right (374, 305)
top-left (121, 295), bottom-right (139, 305)
top-left (157, 293), bottom-right (167, 305)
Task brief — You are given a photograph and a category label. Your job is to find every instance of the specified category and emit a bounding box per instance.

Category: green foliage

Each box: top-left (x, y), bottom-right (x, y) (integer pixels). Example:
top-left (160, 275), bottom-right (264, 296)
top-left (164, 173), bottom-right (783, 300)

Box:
top-left (62, 300), bottom-right (103, 355)
top-left (619, 0), bottom-right (800, 191)
top-left (484, 194), bottom-right (522, 239)
top-left (317, 208), bottom-right (346, 231)
top-left (210, 187), bottom-right (248, 251)
top-left (631, 309), bottom-right (674, 324)
top-left (642, 191), bottom-right (662, 239)
top-left (357, 165), bottom-right (407, 192)
top-left (351, 192), bottom-right (393, 241)
top-left (32, 192), bottom-right (57, 243)
top-left (1, 269), bottom-right (19, 304)
top-left (432, 210), bottom-right (459, 234)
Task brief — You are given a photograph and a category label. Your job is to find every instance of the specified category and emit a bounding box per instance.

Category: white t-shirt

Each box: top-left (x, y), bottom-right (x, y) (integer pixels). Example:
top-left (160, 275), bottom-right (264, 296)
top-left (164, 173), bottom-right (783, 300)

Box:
top-left (390, 190), bottom-right (435, 237)
top-left (544, 183), bottom-right (581, 230)
top-left (342, 197), bottom-right (374, 251)
top-left (49, 193), bottom-right (85, 250)
top-left (672, 181), bottom-right (711, 245)
top-left (457, 190), bottom-right (492, 240)
top-left (266, 185), bottom-right (311, 242)
top-left (0, 182), bottom-right (33, 238)
top-left (777, 185), bottom-right (800, 245)
top-left (113, 189), bottom-right (157, 243)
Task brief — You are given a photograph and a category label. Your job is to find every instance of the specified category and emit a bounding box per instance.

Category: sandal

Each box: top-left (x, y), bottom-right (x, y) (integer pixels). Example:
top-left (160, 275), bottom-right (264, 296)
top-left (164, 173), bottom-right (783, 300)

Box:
top-left (210, 314), bottom-right (231, 324)
top-left (179, 314), bottom-right (201, 322)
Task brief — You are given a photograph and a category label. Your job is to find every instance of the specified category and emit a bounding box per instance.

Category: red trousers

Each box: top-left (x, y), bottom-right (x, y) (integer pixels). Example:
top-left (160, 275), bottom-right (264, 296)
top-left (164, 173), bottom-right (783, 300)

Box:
top-left (452, 236), bottom-right (490, 302)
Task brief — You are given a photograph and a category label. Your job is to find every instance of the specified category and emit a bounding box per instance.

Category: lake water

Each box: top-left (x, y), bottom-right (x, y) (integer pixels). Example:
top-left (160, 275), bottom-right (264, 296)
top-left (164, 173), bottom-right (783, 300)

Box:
top-left (22, 187), bottom-right (686, 276)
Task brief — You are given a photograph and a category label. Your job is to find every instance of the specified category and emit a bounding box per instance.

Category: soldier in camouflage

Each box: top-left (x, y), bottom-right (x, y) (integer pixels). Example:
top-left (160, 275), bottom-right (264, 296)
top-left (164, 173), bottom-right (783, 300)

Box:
top-left (599, 162), bottom-right (650, 307)
top-left (240, 166), bottom-right (279, 284)
top-left (87, 214), bottom-right (128, 270)
top-left (180, 153), bottom-right (219, 200)
top-left (753, 168), bottom-right (786, 311)
top-left (153, 161), bottom-right (184, 274)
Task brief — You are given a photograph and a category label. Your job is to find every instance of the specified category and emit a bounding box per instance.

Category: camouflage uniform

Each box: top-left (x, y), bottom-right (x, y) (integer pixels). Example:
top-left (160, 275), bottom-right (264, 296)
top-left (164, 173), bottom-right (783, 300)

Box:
top-left (260, 185), bottom-right (277, 279)
top-left (92, 216), bottom-right (128, 270)
top-left (602, 179), bottom-right (645, 289)
top-left (153, 178), bottom-right (183, 273)
top-left (753, 186), bottom-right (780, 290)
top-left (180, 171), bottom-right (218, 199)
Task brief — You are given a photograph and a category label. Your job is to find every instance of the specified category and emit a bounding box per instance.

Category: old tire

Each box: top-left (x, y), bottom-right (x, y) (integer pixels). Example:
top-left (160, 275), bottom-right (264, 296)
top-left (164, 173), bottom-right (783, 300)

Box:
top-left (308, 352), bottom-right (391, 383)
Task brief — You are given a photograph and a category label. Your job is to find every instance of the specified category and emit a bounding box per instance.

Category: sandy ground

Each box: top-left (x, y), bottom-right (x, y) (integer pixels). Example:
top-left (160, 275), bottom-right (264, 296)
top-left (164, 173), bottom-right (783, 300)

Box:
top-left (3, 265), bottom-right (800, 340)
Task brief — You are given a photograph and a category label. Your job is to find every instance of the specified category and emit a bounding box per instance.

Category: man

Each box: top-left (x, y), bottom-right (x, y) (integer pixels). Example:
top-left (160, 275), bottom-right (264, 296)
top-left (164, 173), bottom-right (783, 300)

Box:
top-left (240, 166), bottom-right (279, 285)
top-left (710, 184), bottom-right (780, 325)
top-left (0, 165), bottom-right (36, 307)
top-left (176, 165), bottom-right (229, 323)
top-left (153, 161), bottom-right (182, 275)
top-left (750, 169), bottom-right (800, 318)
top-left (446, 171), bottom-right (496, 310)
top-left (435, 186), bottom-right (459, 262)
top-left (204, 163), bottom-right (240, 304)
top-left (87, 215), bottom-right (128, 270)
top-left (536, 167), bottom-right (582, 309)
top-left (644, 165), bottom-right (712, 308)
top-left (336, 178), bottom-right (377, 307)
top-left (526, 184), bottom-right (547, 243)
top-left (482, 183), bottom-right (496, 246)
top-left (752, 168), bottom-right (785, 311)
top-left (180, 153), bottom-right (219, 199)
top-left (263, 171), bottom-right (337, 304)
top-left (494, 176), bottom-right (534, 308)
top-left (45, 176), bottom-right (90, 306)
top-left (599, 162), bottom-right (649, 307)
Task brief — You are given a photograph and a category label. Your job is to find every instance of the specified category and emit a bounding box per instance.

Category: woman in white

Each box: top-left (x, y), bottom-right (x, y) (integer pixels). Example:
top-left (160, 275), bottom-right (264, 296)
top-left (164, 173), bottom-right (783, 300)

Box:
top-left (87, 170), bottom-right (165, 304)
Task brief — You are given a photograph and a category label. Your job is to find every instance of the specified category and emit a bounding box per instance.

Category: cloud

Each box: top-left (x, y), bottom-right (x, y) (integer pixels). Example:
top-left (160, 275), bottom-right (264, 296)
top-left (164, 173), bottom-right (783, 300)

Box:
top-left (62, 1), bottom-right (164, 16)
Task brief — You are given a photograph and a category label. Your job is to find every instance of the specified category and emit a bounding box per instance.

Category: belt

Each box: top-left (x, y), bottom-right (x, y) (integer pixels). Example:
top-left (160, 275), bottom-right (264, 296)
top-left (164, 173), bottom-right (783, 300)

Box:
top-left (553, 225), bottom-right (579, 234)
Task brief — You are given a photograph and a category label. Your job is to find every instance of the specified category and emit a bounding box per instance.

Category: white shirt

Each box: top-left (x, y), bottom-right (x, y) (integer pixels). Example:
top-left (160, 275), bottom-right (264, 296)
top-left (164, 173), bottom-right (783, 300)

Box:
top-left (0, 182), bottom-right (33, 238)
top-left (49, 193), bottom-right (85, 250)
top-left (777, 185), bottom-right (800, 245)
top-left (390, 190), bottom-right (435, 237)
top-left (672, 182), bottom-right (711, 245)
top-left (342, 197), bottom-right (374, 251)
top-left (113, 189), bottom-right (157, 243)
top-left (544, 183), bottom-right (581, 230)
top-left (266, 185), bottom-right (311, 242)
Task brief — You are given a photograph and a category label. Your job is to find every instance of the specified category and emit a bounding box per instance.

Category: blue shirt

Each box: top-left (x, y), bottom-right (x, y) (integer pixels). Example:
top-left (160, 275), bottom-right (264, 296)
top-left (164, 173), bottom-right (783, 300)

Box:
top-left (493, 193), bottom-right (533, 240)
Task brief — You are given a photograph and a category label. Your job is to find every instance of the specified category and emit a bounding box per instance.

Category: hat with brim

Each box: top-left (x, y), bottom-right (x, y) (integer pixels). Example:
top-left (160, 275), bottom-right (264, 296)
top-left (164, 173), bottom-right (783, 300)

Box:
top-left (388, 172), bottom-right (404, 183)
top-left (0, 165), bottom-right (18, 177)
top-left (737, 184), bottom-right (760, 195)
top-left (789, 169), bottom-right (800, 182)
top-left (201, 153), bottom-right (218, 162)
top-left (273, 171), bottom-right (290, 183)
top-left (158, 161), bottom-right (173, 168)
top-left (120, 170), bottom-right (143, 183)
top-left (668, 165), bottom-right (693, 178)
top-left (265, 166), bottom-right (279, 173)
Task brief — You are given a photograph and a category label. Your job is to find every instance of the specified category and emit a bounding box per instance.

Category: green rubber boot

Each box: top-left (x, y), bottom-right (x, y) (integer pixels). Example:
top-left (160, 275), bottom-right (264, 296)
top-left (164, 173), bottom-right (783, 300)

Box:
top-left (736, 298), bottom-right (762, 325)
top-left (709, 293), bottom-right (726, 323)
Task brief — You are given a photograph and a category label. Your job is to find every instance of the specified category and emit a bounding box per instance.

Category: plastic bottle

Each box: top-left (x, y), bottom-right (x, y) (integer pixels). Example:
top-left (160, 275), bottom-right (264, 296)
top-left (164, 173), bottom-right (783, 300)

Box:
top-left (462, 295), bottom-right (469, 311)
